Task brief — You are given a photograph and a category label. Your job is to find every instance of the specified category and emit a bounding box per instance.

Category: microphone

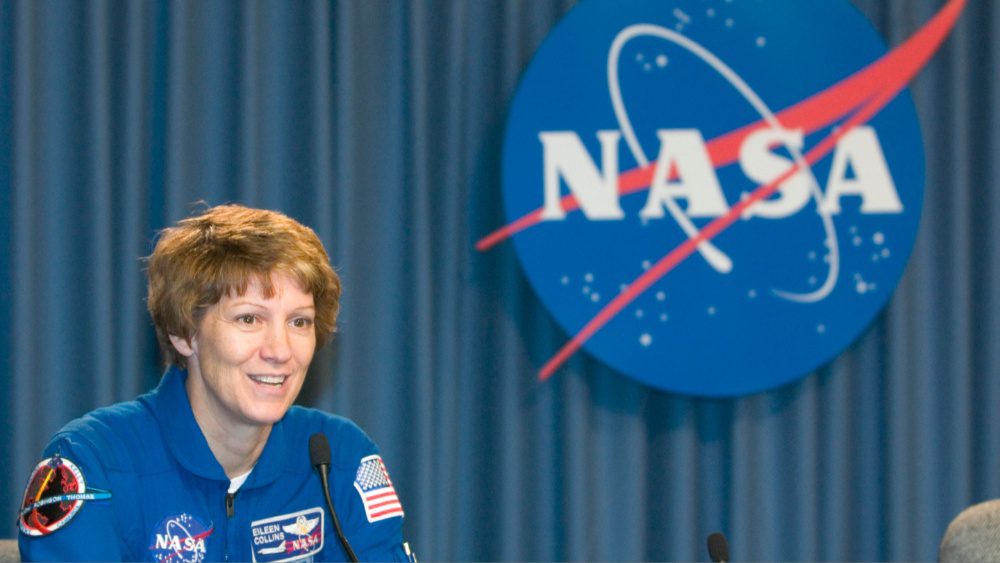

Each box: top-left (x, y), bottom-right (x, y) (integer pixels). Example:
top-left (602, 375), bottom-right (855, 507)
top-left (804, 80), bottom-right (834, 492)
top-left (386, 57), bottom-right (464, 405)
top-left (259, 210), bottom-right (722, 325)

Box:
top-left (310, 433), bottom-right (359, 562)
top-left (707, 532), bottom-right (729, 563)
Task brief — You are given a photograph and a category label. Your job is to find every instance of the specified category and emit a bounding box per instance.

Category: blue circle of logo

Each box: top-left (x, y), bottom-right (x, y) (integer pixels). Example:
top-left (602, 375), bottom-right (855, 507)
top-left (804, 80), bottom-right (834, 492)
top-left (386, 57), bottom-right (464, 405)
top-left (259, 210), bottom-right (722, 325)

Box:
top-left (148, 513), bottom-right (213, 563)
top-left (498, 0), bottom-right (925, 396)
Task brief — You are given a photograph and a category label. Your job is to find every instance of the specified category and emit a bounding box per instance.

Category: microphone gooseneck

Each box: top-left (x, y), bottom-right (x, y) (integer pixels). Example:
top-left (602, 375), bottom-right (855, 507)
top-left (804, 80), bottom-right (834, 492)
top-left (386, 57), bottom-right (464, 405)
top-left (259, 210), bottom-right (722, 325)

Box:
top-left (310, 433), bottom-right (359, 563)
top-left (707, 531), bottom-right (730, 563)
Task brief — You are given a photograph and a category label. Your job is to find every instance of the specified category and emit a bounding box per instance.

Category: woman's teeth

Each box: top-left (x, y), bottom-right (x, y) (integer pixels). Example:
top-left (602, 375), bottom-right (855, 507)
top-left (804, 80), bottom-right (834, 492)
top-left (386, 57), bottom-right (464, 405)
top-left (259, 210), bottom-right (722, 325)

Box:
top-left (249, 374), bottom-right (286, 386)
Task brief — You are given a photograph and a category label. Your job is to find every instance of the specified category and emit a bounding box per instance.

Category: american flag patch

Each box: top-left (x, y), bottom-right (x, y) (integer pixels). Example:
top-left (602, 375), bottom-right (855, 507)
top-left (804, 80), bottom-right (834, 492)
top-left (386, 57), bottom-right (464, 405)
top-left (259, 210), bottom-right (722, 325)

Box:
top-left (353, 454), bottom-right (404, 523)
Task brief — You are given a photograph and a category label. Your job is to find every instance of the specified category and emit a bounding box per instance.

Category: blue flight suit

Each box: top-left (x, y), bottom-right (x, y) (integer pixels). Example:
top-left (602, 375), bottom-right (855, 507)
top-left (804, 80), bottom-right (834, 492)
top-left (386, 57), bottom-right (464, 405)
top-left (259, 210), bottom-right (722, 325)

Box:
top-left (19, 366), bottom-right (409, 562)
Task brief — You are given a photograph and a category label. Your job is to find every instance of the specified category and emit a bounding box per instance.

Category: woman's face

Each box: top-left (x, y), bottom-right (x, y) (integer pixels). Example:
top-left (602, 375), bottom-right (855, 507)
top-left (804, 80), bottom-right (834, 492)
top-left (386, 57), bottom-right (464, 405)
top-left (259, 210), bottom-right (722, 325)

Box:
top-left (175, 273), bottom-right (317, 431)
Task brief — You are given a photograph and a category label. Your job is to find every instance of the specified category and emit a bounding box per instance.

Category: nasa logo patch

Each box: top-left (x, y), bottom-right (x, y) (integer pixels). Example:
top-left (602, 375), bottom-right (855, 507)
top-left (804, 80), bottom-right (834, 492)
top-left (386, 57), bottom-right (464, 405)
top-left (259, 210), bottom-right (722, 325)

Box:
top-left (484, 0), bottom-right (964, 396)
top-left (19, 455), bottom-right (112, 536)
top-left (249, 507), bottom-right (324, 563)
top-left (148, 513), bottom-right (214, 563)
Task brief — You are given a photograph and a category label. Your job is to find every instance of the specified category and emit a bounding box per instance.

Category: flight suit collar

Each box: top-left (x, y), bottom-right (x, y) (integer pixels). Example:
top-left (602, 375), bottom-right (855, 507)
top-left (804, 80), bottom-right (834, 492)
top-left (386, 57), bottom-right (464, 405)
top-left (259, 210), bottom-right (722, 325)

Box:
top-left (145, 366), bottom-right (288, 488)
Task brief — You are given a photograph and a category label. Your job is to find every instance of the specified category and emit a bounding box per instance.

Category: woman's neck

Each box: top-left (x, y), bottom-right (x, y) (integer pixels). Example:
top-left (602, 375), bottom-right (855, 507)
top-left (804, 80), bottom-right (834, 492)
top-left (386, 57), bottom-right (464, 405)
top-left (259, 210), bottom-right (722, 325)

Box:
top-left (198, 416), bottom-right (272, 479)
top-left (184, 374), bottom-right (273, 479)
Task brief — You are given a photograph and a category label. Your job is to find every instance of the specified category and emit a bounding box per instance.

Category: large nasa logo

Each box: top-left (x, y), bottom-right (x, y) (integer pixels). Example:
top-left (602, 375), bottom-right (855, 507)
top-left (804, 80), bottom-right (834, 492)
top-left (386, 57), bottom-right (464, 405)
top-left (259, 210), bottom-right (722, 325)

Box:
top-left (480, 0), bottom-right (965, 396)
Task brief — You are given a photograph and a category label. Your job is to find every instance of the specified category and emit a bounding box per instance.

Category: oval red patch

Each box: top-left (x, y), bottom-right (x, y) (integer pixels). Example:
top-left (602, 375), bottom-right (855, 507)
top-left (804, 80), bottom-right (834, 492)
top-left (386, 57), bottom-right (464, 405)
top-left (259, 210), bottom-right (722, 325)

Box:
top-left (19, 456), bottom-right (88, 536)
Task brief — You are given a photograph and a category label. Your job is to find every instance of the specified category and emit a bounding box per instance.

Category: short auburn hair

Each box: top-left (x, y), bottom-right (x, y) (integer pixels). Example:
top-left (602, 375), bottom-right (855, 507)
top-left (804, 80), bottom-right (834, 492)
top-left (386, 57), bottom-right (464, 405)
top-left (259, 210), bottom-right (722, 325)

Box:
top-left (146, 204), bottom-right (341, 368)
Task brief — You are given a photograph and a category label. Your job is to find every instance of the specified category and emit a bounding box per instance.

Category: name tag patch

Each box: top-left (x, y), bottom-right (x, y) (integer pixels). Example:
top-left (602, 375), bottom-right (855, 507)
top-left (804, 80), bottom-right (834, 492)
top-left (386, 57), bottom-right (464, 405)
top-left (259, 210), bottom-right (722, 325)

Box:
top-left (251, 507), bottom-right (324, 563)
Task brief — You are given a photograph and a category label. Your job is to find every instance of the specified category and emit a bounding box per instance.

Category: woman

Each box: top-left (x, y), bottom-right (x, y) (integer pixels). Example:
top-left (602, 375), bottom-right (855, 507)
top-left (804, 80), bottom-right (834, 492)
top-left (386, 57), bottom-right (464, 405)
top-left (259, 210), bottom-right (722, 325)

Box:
top-left (18, 205), bottom-right (412, 562)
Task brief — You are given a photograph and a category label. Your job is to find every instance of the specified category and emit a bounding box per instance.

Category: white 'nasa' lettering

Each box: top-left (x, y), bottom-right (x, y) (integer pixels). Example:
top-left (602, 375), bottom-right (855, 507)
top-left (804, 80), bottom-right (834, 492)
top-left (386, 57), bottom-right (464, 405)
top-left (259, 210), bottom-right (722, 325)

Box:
top-left (539, 126), bottom-right (902, 221)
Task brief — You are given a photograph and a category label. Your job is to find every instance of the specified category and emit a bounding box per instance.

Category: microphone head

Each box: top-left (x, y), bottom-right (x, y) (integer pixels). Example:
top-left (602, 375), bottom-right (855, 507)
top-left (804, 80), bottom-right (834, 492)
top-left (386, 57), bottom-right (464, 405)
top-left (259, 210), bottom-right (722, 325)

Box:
top-left (707, 532), bottom-right (730, 563)
top-left (941, 499), bottom-right (1000, 562)
top-left (309, 433), bottom-right (332, 467)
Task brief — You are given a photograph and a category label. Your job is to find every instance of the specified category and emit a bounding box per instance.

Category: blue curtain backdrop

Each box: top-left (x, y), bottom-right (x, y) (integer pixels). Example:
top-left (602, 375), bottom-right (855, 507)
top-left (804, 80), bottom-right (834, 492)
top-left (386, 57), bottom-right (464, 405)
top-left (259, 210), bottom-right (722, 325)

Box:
top-left (0, 0), bottom-right (996, 560)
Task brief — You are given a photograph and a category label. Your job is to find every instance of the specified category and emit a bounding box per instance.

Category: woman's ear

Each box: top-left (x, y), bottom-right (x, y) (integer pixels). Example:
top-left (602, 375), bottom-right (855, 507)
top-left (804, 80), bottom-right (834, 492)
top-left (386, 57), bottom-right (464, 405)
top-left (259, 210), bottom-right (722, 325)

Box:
top-left (168, 334), bottom-right (196, 358)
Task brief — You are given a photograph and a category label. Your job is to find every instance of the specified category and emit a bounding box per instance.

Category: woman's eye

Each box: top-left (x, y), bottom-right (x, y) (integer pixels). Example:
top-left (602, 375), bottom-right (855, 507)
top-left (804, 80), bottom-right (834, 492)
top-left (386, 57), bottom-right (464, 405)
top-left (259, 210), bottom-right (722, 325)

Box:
top-left (236, 314), bottom-right (257, 325)
top-left (292, 318), bottom-right (314, 329)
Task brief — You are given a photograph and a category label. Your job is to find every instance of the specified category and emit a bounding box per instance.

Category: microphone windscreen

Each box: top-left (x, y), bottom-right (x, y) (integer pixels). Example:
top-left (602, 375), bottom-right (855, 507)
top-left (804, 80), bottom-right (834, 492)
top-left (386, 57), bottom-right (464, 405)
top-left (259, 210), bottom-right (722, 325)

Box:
top-left (309, 433), bottom-right (332, 467)
top-left (707, 532), bottom-right (730, 562)
top-left (941, 499), bottom-right (1000, 562)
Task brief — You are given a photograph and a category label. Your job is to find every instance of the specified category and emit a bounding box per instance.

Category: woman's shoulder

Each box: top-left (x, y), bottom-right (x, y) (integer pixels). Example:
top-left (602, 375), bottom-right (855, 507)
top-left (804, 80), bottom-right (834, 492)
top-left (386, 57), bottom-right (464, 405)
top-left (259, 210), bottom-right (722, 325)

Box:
top-left (282, 406), bottom-right (379, 469)
top-left (48, 398), bottom-right (161, 473)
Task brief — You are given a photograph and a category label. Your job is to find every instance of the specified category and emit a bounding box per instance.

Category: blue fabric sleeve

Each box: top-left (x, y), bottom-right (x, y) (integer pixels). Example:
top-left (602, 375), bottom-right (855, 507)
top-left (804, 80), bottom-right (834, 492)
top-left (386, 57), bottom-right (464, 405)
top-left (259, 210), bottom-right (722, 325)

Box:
top-left (330, 426), bottom-right (409, 562)
top-left (18, 435), bottom-right (129, 562)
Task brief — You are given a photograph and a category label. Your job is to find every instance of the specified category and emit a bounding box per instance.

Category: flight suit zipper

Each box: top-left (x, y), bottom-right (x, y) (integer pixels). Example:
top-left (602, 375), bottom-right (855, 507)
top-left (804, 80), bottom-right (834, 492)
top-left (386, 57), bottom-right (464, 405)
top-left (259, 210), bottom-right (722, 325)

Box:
top-left (224, 490), bottom-right (237, 561)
